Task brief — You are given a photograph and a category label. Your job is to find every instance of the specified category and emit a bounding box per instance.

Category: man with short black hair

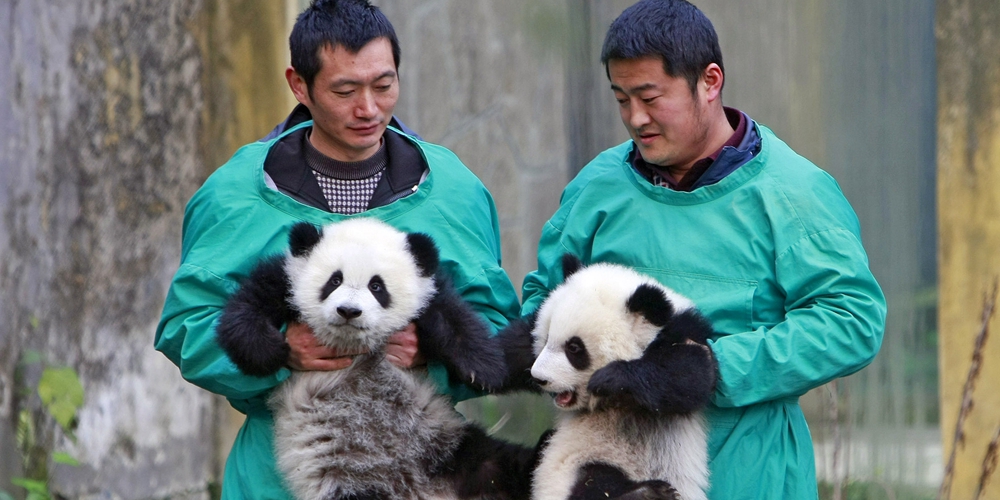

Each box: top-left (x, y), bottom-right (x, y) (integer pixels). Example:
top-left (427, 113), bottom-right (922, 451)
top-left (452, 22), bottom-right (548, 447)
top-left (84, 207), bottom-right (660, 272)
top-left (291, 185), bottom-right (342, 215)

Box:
top-left (521, 0), bottom-right (886, 498)
top-left (155, 1), bottom-right (519, 497)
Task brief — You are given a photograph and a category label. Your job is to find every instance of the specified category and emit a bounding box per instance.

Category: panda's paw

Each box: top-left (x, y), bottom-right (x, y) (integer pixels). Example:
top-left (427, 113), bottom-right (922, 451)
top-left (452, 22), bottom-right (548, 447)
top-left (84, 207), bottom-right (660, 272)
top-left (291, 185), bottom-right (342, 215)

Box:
top-left (587, 360), bottom-right (658, 412)
top-left (216, 306), bottom-right (292, 377)
top-left (415, 280), bottom-right (509, 391)
top-left (570, 463), bottom-right (680, 500)
top-left (449, 346), bottom-right (508, 391)
top-left (616, 480), bottom-right (680, 500)
top-left (495, 317), bottom-right (540, 393)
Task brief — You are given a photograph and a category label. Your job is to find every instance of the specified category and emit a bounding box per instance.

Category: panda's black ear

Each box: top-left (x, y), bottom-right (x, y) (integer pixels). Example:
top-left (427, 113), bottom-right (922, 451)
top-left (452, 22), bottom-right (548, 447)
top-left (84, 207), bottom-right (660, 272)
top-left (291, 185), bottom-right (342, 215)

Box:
top-left (626, 284), bottom-right (674, 327)
top-left (288, 222), bottom-right (322, 257)
top-left (561, 254), bottom-right (583, 280)
top-left (406, 232), bottom-right (440, 277)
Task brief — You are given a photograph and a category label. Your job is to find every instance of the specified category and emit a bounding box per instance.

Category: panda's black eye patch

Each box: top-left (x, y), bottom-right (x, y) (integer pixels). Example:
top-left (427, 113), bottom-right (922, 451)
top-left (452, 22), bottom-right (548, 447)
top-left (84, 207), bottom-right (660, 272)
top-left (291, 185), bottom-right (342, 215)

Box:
top-left (320, 270), bottom-right (343, 301)
top-left (368, 275), bottom-right (391, 308)
top-left (564, 336), bottom-right (590, 370)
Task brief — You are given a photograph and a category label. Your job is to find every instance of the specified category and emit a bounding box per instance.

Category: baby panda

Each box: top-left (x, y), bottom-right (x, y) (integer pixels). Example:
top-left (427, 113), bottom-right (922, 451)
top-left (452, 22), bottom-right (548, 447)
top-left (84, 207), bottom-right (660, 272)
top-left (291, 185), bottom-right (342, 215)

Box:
top-left (528, 255), bottom-right (717, 500)
top-left (215, 217), bottom-right (535, 500)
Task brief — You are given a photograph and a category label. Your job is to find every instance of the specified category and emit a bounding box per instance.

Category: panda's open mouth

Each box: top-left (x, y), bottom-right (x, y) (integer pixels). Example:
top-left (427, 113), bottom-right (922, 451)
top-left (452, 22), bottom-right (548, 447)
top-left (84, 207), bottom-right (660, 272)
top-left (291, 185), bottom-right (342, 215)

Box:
top-left (554, 390), bottom-right (577, 408)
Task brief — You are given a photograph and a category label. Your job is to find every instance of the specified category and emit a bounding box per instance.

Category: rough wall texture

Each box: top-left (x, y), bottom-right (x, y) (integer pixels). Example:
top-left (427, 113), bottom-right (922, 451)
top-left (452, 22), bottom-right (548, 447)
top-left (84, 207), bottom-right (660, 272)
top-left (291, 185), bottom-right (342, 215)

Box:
top-left (937, 0), bottom-right (1000, 497)
top-left (377, 0), bottom-right (580, 291)
top-left (0, 0), bottom-right (288, 497)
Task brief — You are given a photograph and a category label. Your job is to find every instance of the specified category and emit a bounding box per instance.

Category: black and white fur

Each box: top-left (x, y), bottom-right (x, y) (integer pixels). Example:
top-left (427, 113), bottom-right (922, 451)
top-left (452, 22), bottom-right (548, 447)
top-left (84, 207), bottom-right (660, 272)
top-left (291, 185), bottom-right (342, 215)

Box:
top-left (216, 218), bottom-right (534, 500)
top-left (527, 255), bottom-right (717, 500)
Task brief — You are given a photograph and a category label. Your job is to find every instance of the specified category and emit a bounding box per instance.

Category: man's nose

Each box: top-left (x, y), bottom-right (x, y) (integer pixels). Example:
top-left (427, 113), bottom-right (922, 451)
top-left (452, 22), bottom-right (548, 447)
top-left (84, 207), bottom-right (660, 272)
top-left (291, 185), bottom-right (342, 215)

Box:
top-left (355, 90), bottom-right (377, 118)
top-left (629, 102), bottom-right (651, 130)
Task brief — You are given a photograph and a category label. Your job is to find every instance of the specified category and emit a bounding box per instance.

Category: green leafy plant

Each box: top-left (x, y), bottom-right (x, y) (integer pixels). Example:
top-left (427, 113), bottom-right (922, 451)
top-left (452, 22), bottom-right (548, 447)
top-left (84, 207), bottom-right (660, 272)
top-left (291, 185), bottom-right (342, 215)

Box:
top-left (3, 352), bottom-right (84, 500)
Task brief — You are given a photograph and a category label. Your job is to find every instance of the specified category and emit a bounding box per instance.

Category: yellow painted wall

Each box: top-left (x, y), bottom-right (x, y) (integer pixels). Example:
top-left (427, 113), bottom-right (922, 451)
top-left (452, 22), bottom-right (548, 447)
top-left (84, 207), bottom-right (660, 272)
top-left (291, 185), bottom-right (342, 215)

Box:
top-left (193, 0), bottom-right (295, 176)
top-left (937, 0), bottom-right (1000, 498)
top-left (192, 0), bottom-right (295, 480)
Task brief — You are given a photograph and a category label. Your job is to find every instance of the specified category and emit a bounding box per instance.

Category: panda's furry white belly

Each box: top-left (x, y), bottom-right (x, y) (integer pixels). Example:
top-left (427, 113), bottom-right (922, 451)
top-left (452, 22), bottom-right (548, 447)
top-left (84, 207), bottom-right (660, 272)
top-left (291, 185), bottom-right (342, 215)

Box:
top-left (269, 354), bottom-right (467, 500)
top-left (533, 409), bottom-right (709, 500)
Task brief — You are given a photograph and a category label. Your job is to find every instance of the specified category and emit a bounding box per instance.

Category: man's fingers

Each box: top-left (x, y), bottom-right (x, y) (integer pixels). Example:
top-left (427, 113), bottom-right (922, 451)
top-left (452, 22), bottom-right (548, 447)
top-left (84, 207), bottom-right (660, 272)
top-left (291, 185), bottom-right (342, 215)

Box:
top-left (329, 347), bottom-right (368, 358)
top-left (305, 356), bottom-right (354, 371)
top-left (285, 321), bottom-right (369, 371)
top-left (385, 354), bottom-right (401, 367)
top-left (384, 322), bottom-right (422, 368)
top-left (388, 324), bottom-right (418, 347)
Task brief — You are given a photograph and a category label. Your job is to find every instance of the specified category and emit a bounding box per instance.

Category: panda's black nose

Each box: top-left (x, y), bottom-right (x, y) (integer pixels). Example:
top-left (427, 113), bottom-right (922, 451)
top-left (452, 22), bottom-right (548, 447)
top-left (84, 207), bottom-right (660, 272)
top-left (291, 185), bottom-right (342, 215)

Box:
top-left (337, 307), bottom-right (362, 320)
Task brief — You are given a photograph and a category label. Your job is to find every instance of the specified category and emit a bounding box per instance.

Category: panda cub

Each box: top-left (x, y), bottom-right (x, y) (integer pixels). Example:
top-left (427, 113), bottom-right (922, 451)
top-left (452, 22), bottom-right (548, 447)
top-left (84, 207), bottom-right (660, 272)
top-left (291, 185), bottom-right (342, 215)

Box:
top-left (528, 255), bottom-right (717, 500)
top-left (216, 218), bottom-right (534, 500)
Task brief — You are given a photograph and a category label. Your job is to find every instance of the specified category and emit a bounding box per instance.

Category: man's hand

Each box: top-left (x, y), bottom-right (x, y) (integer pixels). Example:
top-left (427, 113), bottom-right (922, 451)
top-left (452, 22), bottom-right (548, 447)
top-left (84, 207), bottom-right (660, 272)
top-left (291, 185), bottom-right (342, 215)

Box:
top-left (386, 323), bottom-right (424, 368)
top-left (285, 322), bottom-right (362, 371)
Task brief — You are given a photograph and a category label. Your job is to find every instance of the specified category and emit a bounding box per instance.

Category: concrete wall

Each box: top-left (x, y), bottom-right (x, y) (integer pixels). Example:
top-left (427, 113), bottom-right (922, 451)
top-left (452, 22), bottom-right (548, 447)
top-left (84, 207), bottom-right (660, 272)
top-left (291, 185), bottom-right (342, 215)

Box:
top-left (0, 0), bottom-right (289, 497)
top-left (937, 0), bottom-right (1000, 498)
top-left (377, 0), bottom-right (581, 291)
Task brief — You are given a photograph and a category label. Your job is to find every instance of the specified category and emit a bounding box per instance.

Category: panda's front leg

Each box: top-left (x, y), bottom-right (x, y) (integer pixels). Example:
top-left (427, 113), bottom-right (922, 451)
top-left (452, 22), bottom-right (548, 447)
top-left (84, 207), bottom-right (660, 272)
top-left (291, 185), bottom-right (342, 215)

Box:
top-left (587, 312), bottom-right (717, 415)
top-left (569, 463), bottom-right (680, 500)
top-left (494, 314), bottom-right (542, 393)
top-left (216, 255), bottom-right (296, 377)
top-left (440, 424), bottom-right (537, 500)
top-left (413, 275), bottom-right (509, 391)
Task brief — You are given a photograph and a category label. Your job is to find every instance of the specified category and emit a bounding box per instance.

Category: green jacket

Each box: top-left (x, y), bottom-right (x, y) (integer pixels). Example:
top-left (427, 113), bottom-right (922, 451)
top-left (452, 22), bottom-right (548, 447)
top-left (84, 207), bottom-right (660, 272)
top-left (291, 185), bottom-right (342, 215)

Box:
top-left (155, 122), bottom-right (520, 499)
top-left (521, 124), bottom-right (886, 499)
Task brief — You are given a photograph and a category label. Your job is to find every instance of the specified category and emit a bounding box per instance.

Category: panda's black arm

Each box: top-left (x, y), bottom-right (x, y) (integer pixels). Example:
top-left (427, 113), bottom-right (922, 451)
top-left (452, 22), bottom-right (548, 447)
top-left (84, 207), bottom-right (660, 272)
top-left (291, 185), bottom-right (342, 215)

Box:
top-left (587, 309), bottom-right (717, 415)
top-left (444, 424), bottom-right (537, 500)
top-left (494, 314), bottom-right (542, 393)
top-left (569, 463), bottom-right (680, 500)
top-left (215, 255), bottom-right (295, 377)
top-left (414, 274), bottom-right (509, 391)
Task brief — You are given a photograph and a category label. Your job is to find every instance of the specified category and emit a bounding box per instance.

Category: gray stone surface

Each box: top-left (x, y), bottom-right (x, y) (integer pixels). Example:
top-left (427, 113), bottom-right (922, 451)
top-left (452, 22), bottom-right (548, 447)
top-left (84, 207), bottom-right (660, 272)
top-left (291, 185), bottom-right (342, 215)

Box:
top-left (378, 0), bottom-right (583, 290)
top-left (0, 0), bottom-right (214, 497)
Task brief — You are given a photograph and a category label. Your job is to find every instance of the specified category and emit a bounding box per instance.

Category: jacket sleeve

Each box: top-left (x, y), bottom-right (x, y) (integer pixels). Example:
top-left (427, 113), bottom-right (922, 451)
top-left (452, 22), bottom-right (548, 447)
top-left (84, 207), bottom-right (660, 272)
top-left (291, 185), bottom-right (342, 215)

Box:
top-left (709, 228), bottom-right (886, 407)
top-left (520, 221), bottom-right (570, 317)
top-left (520, 186), bottom-right (592, 317)
top-left (454, 182), bottom-right (522, 332)
top-left (155, 262), bottom-right (289, 404)
top-left (154, 177), bottom-right (290, 406)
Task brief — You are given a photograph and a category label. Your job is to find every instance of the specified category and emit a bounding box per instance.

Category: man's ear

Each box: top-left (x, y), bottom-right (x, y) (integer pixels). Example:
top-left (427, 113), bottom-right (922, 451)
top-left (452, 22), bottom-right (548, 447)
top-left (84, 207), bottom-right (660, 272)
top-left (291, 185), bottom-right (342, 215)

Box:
top-left (701, 63), bottom-right (724, 103)
top-left (286, 66), bottom-right (310, 105)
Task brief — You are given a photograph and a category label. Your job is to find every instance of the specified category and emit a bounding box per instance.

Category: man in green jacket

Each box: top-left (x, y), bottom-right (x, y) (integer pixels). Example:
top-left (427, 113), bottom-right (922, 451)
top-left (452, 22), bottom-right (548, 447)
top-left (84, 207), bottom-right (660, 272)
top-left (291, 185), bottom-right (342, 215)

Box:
top-left (154, 1), bottom-right (519, 498)
top-left (521, 0), bottom-right (886, 498)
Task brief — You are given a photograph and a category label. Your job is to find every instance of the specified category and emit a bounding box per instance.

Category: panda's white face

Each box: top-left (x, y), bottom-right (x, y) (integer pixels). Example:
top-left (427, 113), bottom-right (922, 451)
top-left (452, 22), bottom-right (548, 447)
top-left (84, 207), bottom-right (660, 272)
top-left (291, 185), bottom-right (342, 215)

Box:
top-left (284, 218), bottom-right (436, 352)
top-left (530, 262), bottom-right (694, 412)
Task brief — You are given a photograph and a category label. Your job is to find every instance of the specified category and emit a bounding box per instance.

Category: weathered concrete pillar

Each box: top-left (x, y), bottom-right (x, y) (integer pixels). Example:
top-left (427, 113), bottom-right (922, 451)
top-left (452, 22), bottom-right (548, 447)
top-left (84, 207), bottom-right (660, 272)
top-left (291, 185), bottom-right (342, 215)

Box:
top-left (0, 0), bottom-right (289, 496)
top-left (937, 0), bottom-right (1000, 498)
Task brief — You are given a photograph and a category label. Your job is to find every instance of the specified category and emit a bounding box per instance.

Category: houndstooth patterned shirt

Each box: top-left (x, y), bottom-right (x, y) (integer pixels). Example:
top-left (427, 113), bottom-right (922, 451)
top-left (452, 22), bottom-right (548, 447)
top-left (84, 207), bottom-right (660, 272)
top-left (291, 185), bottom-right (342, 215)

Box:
top-left (305, 136), bottom-right (388, 215)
